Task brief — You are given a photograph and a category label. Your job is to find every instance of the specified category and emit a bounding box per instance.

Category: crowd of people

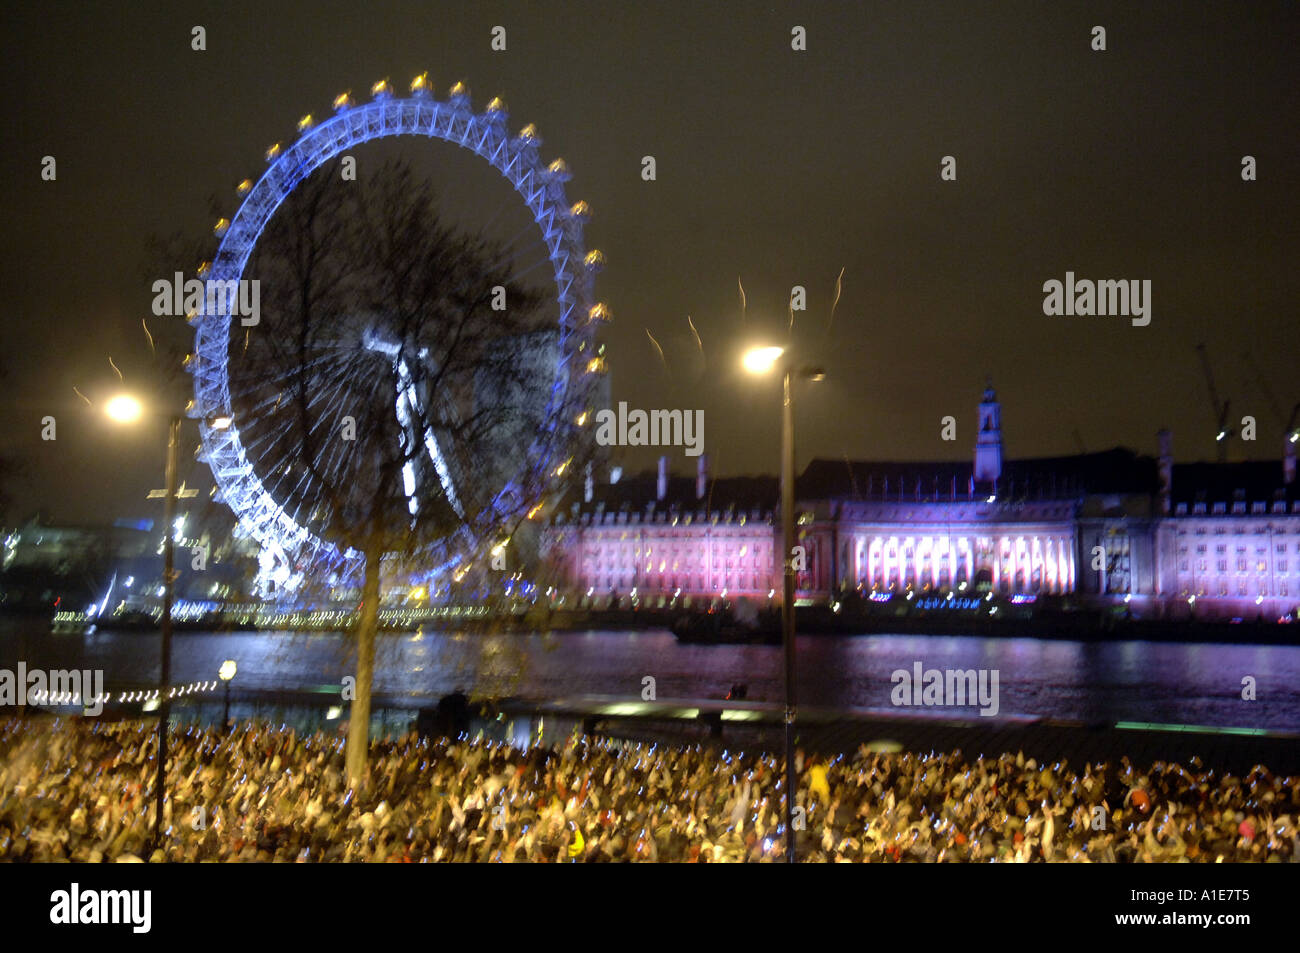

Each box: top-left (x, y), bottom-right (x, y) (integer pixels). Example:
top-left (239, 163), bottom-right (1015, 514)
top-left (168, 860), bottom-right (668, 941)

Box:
top-left (1, 715), bottom-right (1297, 862)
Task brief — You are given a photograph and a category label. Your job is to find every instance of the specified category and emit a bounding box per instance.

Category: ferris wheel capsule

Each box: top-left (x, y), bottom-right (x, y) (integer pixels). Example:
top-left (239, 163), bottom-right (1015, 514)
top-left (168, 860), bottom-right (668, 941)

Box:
top-left (297, 114), bottom-right (314, 133)
top-left (194, 81), bottom-right (598, 593)
top-left (410, 73), bottom-right (430, 95)
top-left (214, 218), bottom-right (230, 237)
top-left (588, 302), bottom-right (612, 323)
top-left (584, 250), bottom-right (606, 271)
top-left (570, 201), bottom-right (591, 220)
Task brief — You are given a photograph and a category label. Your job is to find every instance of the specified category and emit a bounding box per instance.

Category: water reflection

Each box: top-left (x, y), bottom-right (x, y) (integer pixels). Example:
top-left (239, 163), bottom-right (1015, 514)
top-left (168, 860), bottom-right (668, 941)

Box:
top-left (1, 620), bottom-right (1297, 730)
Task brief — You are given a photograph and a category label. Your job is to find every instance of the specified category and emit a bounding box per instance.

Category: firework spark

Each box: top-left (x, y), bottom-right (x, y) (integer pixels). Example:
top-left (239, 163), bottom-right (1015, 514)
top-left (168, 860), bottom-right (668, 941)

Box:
top-left (108, 356), bottom-right (124, 381)
top-left (828, 266), bottom-right (845, 333)
top-left (687, 315), bottom-right (703, 353)
top-left (142, 318), bottom-right (156, 356)
top-left (645, 328), bottom-right (670, 381)
top-left (738, 277), bottom-right (747, 322)
top-left (72, 387), bottom-right (91, 406)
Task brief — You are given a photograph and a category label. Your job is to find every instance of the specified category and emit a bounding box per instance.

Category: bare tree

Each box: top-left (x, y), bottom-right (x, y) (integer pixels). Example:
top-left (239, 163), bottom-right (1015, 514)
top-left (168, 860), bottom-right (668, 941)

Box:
top-left (233, 159), bottom-right (572, 782)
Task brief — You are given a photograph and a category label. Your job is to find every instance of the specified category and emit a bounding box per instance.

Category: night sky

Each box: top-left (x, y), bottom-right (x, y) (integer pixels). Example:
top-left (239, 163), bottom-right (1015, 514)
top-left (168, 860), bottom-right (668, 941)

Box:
top-left (3, 0), bottom-right (1297, 526)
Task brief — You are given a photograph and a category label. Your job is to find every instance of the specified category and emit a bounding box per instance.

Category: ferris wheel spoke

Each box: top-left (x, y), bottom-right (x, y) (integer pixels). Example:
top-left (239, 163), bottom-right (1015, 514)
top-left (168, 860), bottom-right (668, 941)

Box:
top-left (199, 87), bottom-right (600, 588)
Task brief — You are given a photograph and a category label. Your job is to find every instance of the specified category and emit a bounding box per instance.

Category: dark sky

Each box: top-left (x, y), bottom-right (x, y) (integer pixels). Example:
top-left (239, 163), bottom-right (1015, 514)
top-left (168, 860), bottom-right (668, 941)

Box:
top-left (3, 0), bottom-right (1298, 525)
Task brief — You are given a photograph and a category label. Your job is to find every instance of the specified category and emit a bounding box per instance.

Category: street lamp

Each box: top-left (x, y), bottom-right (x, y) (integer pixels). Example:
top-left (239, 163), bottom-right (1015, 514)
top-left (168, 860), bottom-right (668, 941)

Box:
top-left (105, 393), bottom-right (231, 854)
top-left (219, 659), bottom-right (237, 726)
top-left (741, 345), bottom-right (825, 863)
top-left (105, 394), bottom-right (144, 424)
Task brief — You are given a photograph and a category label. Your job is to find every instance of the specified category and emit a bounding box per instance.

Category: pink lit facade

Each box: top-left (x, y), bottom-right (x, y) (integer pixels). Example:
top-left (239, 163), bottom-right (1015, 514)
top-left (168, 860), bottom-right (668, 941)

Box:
top-left (1156, 504), bottom-right (1300, 620)
top-left (548, 511), bottom-right (777, 599)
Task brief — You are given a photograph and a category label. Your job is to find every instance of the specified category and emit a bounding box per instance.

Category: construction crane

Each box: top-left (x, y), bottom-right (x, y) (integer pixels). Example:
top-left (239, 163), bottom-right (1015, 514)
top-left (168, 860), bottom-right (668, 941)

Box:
top-left (1241, 350), bottom-right (1300, 448)
top-left (1195, 343), bottom-right (1233, 462)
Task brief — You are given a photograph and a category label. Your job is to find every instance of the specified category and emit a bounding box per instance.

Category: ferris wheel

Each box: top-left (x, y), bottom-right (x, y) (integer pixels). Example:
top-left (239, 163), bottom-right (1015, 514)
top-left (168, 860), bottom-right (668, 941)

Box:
top-left (188, 77), bottom-right (609, 596)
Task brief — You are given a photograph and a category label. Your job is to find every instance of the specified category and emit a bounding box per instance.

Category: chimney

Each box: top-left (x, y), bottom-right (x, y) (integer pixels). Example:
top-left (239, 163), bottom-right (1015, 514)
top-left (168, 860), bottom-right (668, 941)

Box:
top-left (657, 455), bottom-right (669, 501)
top-left (1285, 437), bottom-right (1297, 486)
top-left (1157, 428), bottom-right (1173, 514)
top-left (696, 453), bottom-right (709, 500)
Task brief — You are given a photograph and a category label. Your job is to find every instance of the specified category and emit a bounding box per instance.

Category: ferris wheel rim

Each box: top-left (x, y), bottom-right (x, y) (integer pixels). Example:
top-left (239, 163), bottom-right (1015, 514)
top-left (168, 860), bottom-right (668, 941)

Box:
top-left (190, 87), bottom-right (601, 584)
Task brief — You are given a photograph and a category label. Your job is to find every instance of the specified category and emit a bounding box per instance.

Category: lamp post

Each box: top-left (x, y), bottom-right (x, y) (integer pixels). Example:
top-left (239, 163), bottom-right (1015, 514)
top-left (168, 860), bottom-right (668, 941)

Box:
top-left (219, 659), bottom-right (237, 726)
top-left (105, 394), bottom-right (231, 855)
top-left (741, 346), bottom-right (824, 863)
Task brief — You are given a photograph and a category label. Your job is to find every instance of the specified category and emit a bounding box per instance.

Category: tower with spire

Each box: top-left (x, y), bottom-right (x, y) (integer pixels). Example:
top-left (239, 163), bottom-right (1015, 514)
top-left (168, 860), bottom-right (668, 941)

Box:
top-left (974, 378), bottom-right (1003, 484)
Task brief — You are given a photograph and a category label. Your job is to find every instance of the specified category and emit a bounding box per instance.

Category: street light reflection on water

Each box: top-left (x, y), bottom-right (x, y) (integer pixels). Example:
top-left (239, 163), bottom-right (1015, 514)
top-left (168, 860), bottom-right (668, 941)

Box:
top-left (0, 620), bottom-right (1296, 730)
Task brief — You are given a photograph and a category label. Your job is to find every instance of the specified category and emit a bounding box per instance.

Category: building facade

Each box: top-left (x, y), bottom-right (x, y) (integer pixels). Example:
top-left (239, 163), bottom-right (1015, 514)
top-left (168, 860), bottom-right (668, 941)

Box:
top-left (545, 386), bottom-right (1300, 622)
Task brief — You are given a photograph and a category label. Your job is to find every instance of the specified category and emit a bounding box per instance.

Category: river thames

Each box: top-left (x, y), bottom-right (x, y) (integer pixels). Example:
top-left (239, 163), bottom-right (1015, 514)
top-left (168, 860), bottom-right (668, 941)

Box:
top-left (3, 618), bottom-right (1298, 731)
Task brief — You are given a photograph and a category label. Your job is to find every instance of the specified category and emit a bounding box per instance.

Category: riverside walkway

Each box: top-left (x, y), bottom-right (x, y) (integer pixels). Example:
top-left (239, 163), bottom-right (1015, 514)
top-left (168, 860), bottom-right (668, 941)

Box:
top-left (506, 694), bottom-right (1300, 776)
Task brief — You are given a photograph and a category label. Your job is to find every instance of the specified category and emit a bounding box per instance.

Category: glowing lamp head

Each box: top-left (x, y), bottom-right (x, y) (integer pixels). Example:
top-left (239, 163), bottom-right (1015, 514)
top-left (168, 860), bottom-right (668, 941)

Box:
top-left (218, 659), bottom-right (237, 682)
top-left (742, 346), bottom-right (785, 375)
top-left (105, 394), bottom-right (144, 424)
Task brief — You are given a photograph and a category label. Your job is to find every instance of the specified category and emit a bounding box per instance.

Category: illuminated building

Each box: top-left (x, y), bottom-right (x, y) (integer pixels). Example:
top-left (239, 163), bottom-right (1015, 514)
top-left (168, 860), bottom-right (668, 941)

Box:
top-left (546, 385), bottom-right (1300, 621)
